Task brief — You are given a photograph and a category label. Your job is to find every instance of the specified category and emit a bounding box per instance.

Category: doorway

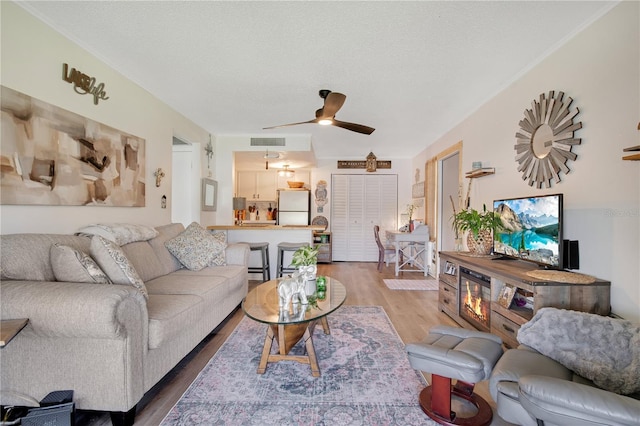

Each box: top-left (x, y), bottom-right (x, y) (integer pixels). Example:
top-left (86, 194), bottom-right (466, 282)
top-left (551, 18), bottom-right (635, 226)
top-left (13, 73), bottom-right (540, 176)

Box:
top-left (439, 151), bottom-right (461, 252)
top-left (172, 138), bottom-right (201, 226)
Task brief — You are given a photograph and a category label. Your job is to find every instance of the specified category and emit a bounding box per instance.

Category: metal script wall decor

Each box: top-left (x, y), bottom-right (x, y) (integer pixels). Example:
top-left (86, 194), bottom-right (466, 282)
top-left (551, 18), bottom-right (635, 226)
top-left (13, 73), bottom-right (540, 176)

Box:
top-left (0, 86), bottom-right (145, 206)
top-left (62, 63), bottom-right (109, 105)
top-left (337, 152), bottom-right (391, 172)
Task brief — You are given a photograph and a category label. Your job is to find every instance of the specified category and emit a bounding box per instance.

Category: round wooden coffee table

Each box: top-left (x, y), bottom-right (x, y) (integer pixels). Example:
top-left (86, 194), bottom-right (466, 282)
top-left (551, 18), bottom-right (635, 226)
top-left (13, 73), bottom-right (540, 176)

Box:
top-left (242, 276), bottom-right (346, 377)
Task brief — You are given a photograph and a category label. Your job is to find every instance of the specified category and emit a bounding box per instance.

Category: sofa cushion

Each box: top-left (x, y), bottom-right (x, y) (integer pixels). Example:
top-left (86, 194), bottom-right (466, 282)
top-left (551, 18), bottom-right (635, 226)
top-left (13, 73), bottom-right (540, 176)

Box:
top-left (1, 234), bottom-right (90, 281)
top-left (122, 241), bottom-right (165, 283)
top-left (146, 294), bottom-right (204, 349)
top-left (164, 222), bottom-right (226, 271)
top-left (145, 274), bottom-right (228, 296)
top-left (90, 236), bottom-right (148, 299)
top-left (149, 223), bottom-right (185, 275)
top-left (50, 243), bottom-right (112, 284)
top-left (171, 265), bottom-right (246, 280)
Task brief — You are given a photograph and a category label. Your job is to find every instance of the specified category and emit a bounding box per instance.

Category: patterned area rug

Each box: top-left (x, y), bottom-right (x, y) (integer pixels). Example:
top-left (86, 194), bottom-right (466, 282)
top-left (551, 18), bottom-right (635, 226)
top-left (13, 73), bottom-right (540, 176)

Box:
top-left (384, 279), bottom-right (439, 290)
top-left (161, 305), bottom-right (435, 425)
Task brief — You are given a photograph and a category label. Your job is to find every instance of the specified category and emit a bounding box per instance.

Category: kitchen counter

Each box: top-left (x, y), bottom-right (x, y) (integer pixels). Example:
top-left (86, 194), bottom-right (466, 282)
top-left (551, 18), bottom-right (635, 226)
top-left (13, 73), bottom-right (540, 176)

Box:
top-left (207, 225), bottom-right (326, 278)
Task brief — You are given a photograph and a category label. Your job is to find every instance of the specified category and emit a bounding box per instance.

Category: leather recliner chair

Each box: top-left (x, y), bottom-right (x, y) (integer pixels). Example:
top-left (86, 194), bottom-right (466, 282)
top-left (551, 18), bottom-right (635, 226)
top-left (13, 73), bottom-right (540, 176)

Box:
top-left (489, 338), bottom-right (640, 425)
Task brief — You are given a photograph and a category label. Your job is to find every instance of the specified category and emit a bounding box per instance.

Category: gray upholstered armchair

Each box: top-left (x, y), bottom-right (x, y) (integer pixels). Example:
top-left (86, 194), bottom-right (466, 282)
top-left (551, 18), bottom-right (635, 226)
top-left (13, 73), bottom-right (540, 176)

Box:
top-left (518, 375), bottom-right (640, 425)
top-left (489, 307), bottom-right (640, 426)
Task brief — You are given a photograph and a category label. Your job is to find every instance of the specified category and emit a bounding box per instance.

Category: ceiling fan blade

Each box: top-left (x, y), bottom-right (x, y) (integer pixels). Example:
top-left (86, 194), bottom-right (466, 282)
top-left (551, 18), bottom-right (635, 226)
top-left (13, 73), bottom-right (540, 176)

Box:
top-left (263, 119), bottom-right (317, 130)
top-left (322, 92), bottom-right (346, 118)
top-left (332, 119), bottom-right (375, 135)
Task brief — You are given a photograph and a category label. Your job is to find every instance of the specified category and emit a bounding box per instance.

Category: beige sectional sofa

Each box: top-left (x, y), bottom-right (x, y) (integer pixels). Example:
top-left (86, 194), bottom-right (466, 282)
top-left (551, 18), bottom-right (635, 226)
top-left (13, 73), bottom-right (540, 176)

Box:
top-left (0, 223), bottom-right (249, 425)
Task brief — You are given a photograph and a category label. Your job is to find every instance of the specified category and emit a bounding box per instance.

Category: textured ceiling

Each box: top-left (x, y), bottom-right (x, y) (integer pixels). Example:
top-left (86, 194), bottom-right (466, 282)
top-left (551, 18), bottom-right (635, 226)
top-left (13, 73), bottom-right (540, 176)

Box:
top-left (20, 1), bottom-right (613, 168)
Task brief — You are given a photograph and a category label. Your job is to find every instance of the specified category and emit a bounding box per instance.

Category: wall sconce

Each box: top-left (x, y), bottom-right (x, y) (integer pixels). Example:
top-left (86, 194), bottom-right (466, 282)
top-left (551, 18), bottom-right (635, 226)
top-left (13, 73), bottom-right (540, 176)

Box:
top-left (154, 168), bottom-right (165, 187)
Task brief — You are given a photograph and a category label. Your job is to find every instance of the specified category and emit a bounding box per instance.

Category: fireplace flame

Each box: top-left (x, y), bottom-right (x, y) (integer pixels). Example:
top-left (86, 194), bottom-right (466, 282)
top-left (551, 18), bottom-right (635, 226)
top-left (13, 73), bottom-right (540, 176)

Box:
top-left (465, 280), bottom-right (487, 321)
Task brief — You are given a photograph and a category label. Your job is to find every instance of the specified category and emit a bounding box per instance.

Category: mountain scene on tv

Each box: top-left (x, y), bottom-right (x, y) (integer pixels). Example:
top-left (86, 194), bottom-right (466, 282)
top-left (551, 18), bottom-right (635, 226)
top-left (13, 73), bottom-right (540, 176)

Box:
top-left (494, 197), bottom-right (560, 266)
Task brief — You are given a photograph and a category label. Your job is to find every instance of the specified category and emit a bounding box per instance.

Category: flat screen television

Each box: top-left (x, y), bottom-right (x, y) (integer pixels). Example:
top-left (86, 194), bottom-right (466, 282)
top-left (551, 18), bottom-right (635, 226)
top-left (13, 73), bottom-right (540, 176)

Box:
top-left (493, 194), bottom-right (563, 269)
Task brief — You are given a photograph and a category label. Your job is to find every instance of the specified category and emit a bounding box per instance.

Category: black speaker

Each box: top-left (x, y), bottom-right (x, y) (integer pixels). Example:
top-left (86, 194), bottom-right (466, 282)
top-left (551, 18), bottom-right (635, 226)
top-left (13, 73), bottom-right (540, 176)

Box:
top-left (562, 240), bottom-right (579, 270)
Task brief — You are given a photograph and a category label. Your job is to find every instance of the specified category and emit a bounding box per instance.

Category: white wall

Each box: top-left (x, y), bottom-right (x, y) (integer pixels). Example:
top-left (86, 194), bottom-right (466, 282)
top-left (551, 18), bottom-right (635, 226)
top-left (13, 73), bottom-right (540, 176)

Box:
top-left (413, 2), bottom-right (640, 321)
top-left (0, 2), bottom-right (211, 234)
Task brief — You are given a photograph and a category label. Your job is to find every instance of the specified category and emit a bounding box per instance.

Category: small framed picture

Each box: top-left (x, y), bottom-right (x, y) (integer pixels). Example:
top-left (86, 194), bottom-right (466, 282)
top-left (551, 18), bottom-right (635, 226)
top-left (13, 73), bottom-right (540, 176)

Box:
top-left (201, 178), bottom-right (218, 211)
top-left (497, 284), bottom-right (516, 309)
top-left (444, 261), bottom-right (456, 276)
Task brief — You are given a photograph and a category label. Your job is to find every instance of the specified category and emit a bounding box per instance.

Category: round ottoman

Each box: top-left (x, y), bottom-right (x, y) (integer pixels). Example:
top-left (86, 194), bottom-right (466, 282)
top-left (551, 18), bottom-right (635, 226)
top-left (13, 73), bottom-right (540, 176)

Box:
top-left (406, 325), bottom-right (503, 425)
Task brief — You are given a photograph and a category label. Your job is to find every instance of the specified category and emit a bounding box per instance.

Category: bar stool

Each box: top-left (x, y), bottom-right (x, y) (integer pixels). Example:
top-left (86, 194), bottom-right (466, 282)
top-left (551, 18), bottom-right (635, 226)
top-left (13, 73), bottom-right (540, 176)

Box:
top-left (243, 242), bottom-right (271, 282)
top-left (276, 242), bottom-right (309, 277)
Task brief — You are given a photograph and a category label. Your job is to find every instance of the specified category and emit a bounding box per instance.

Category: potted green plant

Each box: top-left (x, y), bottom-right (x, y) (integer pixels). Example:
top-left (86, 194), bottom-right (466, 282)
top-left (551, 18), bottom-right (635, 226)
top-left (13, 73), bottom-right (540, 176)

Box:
top-left (290, 245), bottom-right (320, 295)
top-left (290, 245), bottom-right (319, 268)
top-left (452, 204), bottom-right (504, 255)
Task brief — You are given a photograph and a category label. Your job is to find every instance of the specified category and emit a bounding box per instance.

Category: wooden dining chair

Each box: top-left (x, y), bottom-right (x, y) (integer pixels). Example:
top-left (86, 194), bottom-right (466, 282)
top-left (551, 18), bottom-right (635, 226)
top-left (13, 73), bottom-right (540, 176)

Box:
top-left (373, 225), bottom-right (397, 272)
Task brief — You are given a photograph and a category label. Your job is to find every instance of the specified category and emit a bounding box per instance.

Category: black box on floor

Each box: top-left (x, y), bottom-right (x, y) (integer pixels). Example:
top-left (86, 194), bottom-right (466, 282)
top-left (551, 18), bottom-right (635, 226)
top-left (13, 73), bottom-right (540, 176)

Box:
top-left (39, 390), bottom-right (73, 407)
top-left (20, 390), bottom-right (74, 426)
top-left (22, 403), bottom-right (74, 426)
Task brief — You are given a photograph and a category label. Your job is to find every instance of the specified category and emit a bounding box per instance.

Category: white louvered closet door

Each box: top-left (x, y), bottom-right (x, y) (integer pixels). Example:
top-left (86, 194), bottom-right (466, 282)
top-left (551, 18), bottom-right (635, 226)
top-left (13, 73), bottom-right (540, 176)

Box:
top-left (331, 174), bottom-right (397, 262)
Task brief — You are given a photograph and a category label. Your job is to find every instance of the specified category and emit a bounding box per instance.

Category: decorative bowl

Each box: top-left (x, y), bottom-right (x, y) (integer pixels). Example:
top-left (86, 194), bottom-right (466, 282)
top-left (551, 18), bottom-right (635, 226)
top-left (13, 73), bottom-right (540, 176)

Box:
top-left (287, 181), bottom-right (304, 188)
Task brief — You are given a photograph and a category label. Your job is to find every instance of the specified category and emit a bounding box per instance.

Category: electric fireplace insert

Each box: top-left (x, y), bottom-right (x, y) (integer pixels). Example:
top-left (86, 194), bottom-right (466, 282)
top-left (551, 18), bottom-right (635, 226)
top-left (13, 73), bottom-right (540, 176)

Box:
top-left (459, 267), bottom-right (491, 331)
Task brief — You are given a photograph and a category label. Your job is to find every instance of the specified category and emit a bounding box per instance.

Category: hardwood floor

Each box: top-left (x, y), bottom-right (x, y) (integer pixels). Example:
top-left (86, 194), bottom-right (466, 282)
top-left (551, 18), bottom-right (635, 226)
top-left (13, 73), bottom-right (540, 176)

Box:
top-left (79, 261), bottom-right (510, 425)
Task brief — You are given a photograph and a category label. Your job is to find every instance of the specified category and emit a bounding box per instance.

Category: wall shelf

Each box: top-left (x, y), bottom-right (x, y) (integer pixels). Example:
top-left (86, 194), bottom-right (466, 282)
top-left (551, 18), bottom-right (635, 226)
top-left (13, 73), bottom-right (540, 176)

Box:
top-left (465, 167), bottom-right (495, 178)
top-left (622, 145), bottom-right (640, 161)
top-left (313, 231), bottom-right (332, 263)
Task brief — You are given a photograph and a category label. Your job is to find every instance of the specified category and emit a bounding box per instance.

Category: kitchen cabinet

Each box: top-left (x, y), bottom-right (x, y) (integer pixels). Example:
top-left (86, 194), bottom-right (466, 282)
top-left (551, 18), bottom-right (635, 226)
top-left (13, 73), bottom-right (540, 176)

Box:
top-left (237, 171), bottom-right (277, 201)
top-left (331, 174), bottom-right (397, 261)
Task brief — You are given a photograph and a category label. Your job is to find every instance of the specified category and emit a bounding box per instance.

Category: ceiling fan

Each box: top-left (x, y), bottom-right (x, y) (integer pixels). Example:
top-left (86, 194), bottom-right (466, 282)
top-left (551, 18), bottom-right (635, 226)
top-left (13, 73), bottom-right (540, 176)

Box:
top-left (264, 90), bottom-right (375, 135)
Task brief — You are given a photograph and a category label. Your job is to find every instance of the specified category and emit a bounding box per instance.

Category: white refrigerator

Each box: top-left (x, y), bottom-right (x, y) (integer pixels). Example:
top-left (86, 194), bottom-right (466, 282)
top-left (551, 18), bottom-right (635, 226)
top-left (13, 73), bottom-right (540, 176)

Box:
top-left (277, 190), bottom-right (310, 225)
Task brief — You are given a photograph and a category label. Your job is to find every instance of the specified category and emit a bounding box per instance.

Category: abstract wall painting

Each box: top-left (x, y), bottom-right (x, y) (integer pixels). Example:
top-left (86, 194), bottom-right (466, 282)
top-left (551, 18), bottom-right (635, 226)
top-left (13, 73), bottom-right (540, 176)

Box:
top-left (1, 86), bottom-right (145, 206)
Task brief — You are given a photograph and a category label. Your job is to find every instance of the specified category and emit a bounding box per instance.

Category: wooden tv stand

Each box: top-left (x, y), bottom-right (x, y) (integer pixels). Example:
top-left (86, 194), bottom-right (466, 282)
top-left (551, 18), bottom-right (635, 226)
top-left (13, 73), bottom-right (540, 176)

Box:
top-left (438, 251), bottom-right (611, 348)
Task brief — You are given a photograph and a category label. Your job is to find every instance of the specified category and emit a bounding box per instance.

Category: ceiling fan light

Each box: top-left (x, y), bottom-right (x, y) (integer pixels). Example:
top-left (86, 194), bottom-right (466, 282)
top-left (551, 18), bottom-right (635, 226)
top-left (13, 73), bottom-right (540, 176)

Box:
top-left (278, 165), bottom-right (295, 178)
top-left (318, 118), bottom-right (333, 125)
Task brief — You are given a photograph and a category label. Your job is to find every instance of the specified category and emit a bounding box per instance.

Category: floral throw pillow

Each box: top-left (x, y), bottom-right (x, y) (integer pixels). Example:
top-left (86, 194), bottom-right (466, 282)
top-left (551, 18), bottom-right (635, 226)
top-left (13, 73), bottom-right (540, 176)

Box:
top-left (90, 236), bottom-right (148, 299)
top-left (50, 243), bottom-right (112, 284)
top-left (165, 222), bottom-right (226, 271)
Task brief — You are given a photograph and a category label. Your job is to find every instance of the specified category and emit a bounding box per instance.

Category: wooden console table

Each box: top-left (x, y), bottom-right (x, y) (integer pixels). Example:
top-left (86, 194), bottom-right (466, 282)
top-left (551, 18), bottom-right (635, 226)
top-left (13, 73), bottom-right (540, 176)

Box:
top-left (438, 252), bottom-right (611, 348)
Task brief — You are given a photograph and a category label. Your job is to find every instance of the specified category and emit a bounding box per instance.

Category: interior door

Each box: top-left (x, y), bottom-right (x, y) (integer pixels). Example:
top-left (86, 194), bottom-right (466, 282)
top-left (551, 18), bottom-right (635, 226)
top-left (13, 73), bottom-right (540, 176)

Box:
top-left (330, 175), bottom-right (348, 261)
top-left (331, 174), bottom-right (397, 262)
top-left (440, 152), bottom-right (460, 251)
top-left (172, 142), bottom-right (200, 226)
top-left (347, 175), bottom-right (365, 260)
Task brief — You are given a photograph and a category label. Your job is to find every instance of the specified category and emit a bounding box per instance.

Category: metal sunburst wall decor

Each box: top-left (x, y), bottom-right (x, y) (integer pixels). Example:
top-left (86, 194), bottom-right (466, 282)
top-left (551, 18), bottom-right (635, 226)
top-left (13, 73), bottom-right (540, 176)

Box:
top-left (514, 91), bottom-right (582, 188)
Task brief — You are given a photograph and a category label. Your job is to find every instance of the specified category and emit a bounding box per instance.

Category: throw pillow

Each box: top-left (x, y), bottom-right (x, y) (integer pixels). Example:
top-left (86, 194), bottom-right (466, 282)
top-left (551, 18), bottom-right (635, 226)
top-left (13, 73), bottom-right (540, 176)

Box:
top-left (50, 243), bottom-right (112, 284)
top-left (90, 235), bottom-right (148, 299)
top-left (208, 230), bottom-right (227, 267)
top-left (165, 222), bottom-right (226, 271)
top-left (518, 307), bottom-right (640, 395)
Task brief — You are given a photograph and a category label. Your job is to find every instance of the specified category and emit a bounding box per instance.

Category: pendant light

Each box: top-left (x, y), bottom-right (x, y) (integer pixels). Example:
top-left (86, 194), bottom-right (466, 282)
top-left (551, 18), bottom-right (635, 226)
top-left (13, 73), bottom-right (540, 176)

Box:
top-left (264, 149), bottom-right (279, 170)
